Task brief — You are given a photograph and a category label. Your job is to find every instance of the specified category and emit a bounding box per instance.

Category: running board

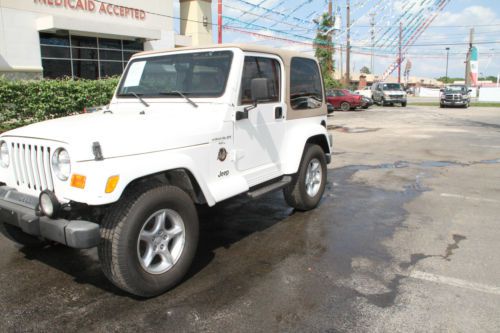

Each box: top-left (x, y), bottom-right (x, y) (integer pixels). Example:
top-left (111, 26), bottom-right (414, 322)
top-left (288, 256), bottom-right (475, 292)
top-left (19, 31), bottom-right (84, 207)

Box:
top-left (247, 176), bottom-right (292, 199)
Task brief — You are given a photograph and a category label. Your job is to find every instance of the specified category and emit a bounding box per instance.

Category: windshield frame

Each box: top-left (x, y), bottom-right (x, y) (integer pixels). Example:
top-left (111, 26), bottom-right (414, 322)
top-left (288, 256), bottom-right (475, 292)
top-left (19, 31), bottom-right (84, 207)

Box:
top-left (444, 86), bottom-right (468, 93)
top-left (116, 50), bottom-right (234, 99)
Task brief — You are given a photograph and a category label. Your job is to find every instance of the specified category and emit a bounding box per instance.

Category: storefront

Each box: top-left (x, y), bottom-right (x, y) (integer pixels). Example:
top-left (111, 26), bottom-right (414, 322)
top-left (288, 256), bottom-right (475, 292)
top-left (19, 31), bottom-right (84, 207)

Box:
top-left (0, 0), bottom-right (195, 80)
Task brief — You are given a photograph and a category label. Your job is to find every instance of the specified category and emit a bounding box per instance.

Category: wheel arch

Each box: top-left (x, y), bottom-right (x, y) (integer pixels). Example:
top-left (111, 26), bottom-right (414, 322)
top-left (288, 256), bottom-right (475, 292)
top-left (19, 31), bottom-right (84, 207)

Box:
top-left (121, 168), bottom-right (208, 205)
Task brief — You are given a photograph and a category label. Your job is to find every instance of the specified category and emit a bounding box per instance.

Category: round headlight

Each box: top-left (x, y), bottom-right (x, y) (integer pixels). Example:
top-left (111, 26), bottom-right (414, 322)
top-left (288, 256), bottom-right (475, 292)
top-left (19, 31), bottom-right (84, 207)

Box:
top-left (52, 148), bottom-right (71, 181)
top-left (39, 190), bottom-right (60, 217)
top-left (0, 141), bottom-right (9, 168)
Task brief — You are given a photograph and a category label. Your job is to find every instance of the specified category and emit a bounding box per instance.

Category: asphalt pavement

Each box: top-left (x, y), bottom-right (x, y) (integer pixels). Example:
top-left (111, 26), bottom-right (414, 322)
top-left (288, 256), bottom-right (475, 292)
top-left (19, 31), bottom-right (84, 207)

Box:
top-left (1, 104), bottom-right (499, 332)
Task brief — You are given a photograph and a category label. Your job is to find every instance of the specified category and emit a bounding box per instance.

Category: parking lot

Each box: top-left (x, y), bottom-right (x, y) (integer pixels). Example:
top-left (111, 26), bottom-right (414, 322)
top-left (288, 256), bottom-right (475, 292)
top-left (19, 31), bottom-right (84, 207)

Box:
top-left (1, 104), bottom-right (500, 332)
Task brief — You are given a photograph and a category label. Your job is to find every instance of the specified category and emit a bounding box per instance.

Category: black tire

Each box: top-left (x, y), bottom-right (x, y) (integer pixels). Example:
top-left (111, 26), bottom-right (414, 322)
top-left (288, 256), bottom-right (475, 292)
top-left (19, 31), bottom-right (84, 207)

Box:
top-left (0, 223), bottom-right (47, 248)
top-left (401, 102), bottom-right (407, 107)
top-left (99, 184), bottom-right (199, 297)
top-left (283, 144), bottom-right (327, 211)
top-left (340, 102), bottom-right (351, 111)
top-left (440, 103), bottom-right (444, 108)
top-left (381, 98), bottom-right (386, 106)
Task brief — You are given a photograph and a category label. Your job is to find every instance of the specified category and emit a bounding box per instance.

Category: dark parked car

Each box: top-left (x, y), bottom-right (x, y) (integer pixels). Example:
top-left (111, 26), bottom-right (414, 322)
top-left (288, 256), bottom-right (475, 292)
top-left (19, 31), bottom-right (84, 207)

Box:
top-left (326, 89), bottom-right (363, 111)
top-left (361, 96), bottom-right (373, 109)
top-left (440, 85), bottom-right (471, 108)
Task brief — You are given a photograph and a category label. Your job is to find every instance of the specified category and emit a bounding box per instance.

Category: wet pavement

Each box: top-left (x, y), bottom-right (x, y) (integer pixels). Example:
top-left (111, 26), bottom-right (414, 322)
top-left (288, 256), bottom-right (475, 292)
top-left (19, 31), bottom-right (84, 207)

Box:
top-left (1, 105), bottom-right (500, 332)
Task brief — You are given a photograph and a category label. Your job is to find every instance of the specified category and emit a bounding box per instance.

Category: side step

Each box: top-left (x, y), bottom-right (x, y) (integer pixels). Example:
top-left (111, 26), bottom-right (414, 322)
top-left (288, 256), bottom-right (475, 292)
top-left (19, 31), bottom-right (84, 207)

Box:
top-left (247, 176), bottom-right (292, 199)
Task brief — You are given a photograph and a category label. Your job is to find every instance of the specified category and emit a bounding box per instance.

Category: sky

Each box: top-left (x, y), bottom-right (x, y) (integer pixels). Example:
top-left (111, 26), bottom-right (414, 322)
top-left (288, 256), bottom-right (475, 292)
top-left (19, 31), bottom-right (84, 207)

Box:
top-left (174, 0), bottom-right (500, 80)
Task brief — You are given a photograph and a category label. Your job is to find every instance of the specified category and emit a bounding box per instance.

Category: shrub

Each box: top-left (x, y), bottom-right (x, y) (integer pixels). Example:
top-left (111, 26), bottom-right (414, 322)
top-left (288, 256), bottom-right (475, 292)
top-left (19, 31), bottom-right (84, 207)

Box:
top-left (0, 77), bottom-right (119, 131)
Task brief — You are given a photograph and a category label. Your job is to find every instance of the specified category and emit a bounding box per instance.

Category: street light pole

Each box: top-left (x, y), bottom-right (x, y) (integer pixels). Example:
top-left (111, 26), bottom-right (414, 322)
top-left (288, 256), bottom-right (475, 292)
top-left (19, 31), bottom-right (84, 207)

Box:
top-left (445, 47), bottom-right (450, 82)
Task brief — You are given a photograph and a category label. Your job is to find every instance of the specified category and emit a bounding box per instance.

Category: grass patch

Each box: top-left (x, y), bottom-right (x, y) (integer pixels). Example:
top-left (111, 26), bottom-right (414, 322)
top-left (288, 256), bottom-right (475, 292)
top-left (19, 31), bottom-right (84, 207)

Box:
top-left (411, 102), bottom-right (500, 107)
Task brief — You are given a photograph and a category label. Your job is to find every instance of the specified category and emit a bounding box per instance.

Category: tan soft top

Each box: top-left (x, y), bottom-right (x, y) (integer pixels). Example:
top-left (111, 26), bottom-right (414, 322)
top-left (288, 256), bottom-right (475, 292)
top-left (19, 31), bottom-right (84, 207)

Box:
top-left (134, 43), bottom-right (316, 67)
top-left (133, 44), bottom-right (325, 120)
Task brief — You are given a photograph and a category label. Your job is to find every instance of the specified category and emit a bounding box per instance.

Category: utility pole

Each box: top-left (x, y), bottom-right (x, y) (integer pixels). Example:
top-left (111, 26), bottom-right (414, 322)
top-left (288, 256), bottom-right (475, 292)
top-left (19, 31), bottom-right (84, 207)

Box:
top-left (445, 47), bottom-right (450, 82)
top-left (328, 0), bottom-right (333, 75)
top-left (398, 21), bottom-right (402, 84)
top-left (345, 0), bottom-right (350, 86)
top-left (218, 0), bottom-right (222, 44)
top-left (465, 27), bottom-right (474, 86)
top-left (370, 12), bottom-right (375, 75)
top-left (340, 45), bottom-right (343, 79)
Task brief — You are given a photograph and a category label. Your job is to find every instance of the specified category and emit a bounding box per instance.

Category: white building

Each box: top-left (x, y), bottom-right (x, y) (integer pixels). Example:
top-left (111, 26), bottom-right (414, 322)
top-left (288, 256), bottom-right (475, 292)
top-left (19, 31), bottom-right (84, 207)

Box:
top-left (0, 0), bottom-right (213, 80)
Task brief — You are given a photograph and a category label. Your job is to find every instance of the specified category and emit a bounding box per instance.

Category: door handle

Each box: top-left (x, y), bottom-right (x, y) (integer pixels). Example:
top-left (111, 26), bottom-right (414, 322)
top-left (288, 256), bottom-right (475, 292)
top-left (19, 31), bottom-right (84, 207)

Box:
top-left (275, 107), bottom-right (283, 119)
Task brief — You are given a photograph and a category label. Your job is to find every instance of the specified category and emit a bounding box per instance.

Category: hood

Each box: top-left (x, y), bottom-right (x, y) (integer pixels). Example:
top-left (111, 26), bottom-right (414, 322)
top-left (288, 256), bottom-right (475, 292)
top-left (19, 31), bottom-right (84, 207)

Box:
top-left (2, 103), bottom-right (226, 161)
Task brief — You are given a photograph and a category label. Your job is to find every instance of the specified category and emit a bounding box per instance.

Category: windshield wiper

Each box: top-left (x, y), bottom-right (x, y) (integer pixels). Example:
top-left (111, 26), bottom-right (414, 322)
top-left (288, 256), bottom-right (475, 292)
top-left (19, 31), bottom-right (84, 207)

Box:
top-left (158, 91), bottom-right (198, 108)
top-left (118, 92), bottom-right (150, 107)
top-left (130, 92), bottom-right (150, 108)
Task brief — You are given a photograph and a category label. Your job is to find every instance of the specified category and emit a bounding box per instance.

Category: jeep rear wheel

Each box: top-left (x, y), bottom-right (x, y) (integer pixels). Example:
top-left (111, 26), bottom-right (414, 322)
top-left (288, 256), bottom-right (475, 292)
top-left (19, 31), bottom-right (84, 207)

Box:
top-left (99, 184), bottom-right (199, 297)
top-left (284, 144), bottom-right (327, 211)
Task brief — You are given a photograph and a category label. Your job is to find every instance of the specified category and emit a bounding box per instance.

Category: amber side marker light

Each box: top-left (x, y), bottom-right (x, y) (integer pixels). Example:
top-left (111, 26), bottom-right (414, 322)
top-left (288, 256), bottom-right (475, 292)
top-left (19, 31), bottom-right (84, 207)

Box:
top-left (105, 175), bottom-right (120, 193)
top-left (71, 174), bottom-right (87, 189)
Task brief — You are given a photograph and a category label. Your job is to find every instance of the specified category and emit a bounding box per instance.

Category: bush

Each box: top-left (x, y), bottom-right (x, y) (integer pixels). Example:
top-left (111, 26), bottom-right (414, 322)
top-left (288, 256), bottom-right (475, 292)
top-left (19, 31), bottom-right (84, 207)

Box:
top-left (0, 77), bottom-right (119, 131)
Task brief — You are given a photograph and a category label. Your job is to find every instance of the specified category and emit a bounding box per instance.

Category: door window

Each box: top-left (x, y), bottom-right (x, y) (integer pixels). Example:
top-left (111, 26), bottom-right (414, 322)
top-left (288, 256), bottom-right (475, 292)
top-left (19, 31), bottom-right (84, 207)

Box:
top-left (239, 56), bottom-right (281, 105)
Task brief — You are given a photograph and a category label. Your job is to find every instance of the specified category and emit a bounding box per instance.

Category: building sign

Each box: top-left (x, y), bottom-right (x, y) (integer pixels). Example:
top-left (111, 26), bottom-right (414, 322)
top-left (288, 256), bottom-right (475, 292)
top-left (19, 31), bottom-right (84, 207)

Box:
top-left (33, 0), bottom-right (146, 20)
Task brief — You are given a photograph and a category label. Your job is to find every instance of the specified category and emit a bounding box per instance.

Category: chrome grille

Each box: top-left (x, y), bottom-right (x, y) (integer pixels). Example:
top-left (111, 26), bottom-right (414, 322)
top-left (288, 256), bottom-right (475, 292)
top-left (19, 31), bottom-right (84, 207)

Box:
top-left (445, 94), bottom-right (461, 100)
top-left (11, 142), bottom-right (54, 192)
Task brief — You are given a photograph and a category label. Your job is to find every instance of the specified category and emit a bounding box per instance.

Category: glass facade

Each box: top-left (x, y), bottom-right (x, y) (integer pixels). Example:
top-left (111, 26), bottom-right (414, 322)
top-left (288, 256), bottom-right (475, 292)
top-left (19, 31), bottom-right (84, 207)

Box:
top-left (39, 33), bottom-right (144, 79)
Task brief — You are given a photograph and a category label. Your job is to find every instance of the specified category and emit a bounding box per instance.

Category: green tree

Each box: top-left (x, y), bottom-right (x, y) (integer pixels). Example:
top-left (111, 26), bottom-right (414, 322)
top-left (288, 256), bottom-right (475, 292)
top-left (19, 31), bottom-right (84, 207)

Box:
top-left (436, 76), bottom-right (463, 84)
top-left (360, 66), bottom-right (371, 74)
top-left (313, 13), bottom-right (340, 89)
top-left (484, 76), bottom-right (498, 83)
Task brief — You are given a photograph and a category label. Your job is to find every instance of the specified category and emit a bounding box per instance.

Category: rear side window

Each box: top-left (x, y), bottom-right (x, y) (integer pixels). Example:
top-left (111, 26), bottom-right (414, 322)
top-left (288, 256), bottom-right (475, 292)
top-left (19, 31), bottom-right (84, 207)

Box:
top-left (290, 58), bottom-right (323, 110)
top-left (239, 56), bottom-right (281, 105)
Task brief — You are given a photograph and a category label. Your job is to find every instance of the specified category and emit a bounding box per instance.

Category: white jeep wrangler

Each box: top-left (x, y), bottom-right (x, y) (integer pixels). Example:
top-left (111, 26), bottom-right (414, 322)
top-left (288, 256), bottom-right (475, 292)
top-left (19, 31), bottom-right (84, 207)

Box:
top-left (0, 45), bottom-right (332, 297)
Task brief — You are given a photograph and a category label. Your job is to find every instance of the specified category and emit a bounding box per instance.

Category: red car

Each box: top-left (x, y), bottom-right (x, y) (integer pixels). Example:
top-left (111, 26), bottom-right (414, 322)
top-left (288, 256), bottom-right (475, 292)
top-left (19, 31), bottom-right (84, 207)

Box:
top-left (326, 89), bottom-right (363, 111)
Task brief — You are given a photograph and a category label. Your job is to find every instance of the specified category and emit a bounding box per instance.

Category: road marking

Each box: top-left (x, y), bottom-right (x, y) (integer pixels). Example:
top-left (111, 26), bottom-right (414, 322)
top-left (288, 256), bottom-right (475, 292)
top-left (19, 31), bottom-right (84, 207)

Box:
top-left (440, 193), bottom-right (500, 203)
top-left (410, 271), bottom-right (500, 296)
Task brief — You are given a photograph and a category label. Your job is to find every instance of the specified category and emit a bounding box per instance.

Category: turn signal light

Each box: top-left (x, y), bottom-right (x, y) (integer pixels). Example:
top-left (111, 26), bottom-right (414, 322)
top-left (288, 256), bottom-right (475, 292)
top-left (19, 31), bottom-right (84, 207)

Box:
top-left (105, 175), bottom-right (120, 193)
top-left (71, 174), bottom-right (87, 189)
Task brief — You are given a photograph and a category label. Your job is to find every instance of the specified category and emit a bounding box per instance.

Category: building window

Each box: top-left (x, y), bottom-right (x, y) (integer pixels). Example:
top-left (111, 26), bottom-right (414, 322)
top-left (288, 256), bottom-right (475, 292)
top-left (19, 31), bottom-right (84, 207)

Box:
top-left (39, 33), bottom-right (144, 79)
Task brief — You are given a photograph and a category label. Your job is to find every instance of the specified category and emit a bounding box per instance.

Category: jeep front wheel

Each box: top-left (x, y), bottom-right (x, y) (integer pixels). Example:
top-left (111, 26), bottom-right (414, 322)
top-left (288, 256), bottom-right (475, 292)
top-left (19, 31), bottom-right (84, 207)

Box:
top-left (284, 144), bottom-right (327, 211)
top-left (99, 184), bottom-right (199, 297)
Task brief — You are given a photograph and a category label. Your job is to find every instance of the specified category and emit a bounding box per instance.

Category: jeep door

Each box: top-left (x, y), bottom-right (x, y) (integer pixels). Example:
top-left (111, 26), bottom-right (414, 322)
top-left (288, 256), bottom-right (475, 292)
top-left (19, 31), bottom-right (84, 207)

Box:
top-left (233, 54), bottom-right (285, 180)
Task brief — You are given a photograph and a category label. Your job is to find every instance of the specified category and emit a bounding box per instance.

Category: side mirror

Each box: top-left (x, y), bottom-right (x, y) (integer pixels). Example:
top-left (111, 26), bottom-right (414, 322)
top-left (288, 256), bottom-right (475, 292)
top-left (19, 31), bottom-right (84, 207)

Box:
top-left (251, 77), bottom-right (272, 102)
top-left (468, 89), bottom-right (472, 93)
top-left (236, 78), bottom-right (273, 121)
top-left (327, 103), bottom-right (334, 114)
top-left (440, 89), bottom-right (444, 92)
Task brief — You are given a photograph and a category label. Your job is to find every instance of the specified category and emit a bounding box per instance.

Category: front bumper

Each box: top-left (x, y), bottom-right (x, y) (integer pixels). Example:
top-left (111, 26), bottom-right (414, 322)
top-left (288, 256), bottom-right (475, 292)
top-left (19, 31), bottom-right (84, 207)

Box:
top-left (384, 98), bottom-right (407, 103)
top-left (0, 187), bottom-right (99, 248)
top-left (441, 99), bottom-right (467, 105)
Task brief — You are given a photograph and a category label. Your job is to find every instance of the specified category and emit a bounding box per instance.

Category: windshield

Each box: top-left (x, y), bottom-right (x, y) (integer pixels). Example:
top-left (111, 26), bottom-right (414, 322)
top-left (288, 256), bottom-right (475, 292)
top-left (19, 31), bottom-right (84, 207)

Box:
top-left (382, 83), bottom-right (403, 91)
top-left (117, 51), bottom-right (233, 98)
top-left (444, 86), bottom-right (467, 93)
